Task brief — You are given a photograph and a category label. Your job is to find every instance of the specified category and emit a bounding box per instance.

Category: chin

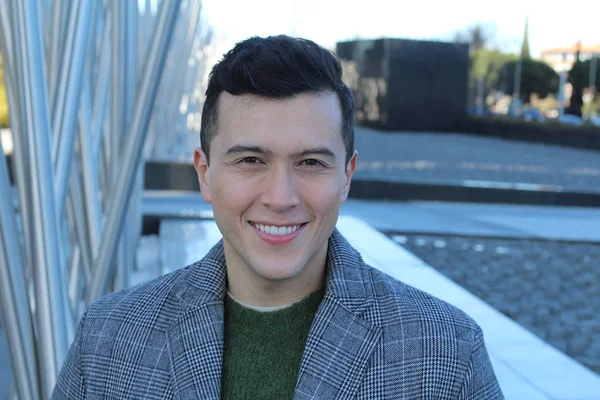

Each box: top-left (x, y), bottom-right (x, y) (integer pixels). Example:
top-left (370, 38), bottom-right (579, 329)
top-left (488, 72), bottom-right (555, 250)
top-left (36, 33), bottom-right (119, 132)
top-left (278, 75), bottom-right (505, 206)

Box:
top-left (251, 258), bottom-right (304, 282)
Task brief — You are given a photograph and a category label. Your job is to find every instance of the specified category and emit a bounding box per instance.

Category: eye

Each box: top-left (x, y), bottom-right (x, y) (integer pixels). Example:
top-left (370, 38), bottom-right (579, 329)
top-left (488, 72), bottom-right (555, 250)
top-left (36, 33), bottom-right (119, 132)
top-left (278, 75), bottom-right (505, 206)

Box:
top-left (240, 157), bottom-right (262, 164)
top-left (300, 159), bottom-right (326, 167)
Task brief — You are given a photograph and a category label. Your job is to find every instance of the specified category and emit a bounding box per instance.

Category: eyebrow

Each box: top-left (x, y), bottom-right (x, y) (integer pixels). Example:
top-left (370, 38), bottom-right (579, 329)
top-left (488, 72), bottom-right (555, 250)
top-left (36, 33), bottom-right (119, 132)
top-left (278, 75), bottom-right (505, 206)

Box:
top-left (224, 145), bottom-right (271, 157)
top-left (224, 145), bottom-right (337, 160)
top-left (295, 147), bottom-right (337, 160)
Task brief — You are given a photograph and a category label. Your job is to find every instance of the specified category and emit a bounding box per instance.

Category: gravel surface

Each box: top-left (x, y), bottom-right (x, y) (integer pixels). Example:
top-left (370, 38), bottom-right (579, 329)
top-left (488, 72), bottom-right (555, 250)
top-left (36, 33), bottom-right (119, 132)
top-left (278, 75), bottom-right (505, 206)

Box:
top-left (355, 127), bottom-right (600, 192)
top-left (386, 233), bottom-right (600, 374)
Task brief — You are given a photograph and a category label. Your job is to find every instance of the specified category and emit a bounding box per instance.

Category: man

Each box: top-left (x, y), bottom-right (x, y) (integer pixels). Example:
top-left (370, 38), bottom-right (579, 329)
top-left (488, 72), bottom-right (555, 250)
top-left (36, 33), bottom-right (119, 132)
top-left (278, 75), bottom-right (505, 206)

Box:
top-left (53, 35), bottom-right (503, 399)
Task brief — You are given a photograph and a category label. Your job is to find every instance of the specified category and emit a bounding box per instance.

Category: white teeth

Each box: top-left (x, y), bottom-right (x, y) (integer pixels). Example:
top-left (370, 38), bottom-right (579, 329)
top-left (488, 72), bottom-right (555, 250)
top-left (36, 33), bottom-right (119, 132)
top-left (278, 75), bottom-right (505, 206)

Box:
top-left (252, 222), bottom-right (301, 236)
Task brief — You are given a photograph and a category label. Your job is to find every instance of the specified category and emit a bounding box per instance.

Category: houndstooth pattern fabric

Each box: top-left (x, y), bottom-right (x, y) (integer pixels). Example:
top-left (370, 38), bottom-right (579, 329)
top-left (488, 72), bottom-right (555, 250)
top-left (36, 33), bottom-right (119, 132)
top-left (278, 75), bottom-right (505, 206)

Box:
top-left (52, 230), bottom-right (503, 399)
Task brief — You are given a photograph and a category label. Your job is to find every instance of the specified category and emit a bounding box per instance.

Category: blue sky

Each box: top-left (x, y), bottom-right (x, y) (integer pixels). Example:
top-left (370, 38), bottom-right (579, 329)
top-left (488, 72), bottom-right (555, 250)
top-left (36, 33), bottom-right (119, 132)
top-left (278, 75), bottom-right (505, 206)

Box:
top-left (200, 0), bottom-right (599, 57)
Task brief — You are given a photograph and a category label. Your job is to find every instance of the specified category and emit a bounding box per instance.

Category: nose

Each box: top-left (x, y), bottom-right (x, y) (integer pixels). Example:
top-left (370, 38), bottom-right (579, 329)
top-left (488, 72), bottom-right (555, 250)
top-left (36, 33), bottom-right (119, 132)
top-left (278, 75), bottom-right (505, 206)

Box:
top-left (261, 165), bottom-right (300, 211)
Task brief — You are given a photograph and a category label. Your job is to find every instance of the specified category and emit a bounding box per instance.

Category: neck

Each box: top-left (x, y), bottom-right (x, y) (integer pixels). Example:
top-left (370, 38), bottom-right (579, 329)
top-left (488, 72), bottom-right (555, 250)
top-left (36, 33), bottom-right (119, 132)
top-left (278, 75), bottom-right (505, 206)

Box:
top-left (224, 241), bottom-right (328, 308)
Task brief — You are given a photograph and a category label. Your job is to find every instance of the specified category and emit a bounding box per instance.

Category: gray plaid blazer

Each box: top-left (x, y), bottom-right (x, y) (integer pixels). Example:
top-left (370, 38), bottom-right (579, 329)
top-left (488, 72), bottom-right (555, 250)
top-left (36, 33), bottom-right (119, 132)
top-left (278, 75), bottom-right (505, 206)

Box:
top-left (52, 230), bottom-right (503, 399)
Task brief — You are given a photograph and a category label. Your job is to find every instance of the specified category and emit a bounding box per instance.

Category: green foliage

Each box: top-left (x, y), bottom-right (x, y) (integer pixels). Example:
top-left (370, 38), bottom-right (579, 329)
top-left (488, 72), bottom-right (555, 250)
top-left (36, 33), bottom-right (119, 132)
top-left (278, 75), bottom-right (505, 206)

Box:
top-left (497, 58), bottom-right (559, 102)
top-left (470, 49), bottom-right (517, 93)
top-left (566, 58), bottom-right (599, 116)
top-left (568, 57), bottom-right (600, 91)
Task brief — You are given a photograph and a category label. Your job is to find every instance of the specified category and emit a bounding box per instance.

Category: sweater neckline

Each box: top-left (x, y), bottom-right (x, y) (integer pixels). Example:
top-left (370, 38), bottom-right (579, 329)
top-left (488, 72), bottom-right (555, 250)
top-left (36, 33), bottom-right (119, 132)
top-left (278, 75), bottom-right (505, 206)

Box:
top-left (226, 288), bottom-right (325, 313)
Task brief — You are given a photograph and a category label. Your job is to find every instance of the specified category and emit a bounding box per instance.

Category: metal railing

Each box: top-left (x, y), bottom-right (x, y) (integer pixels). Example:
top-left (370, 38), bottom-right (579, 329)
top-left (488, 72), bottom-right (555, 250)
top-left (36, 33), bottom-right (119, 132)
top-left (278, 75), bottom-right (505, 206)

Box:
top-left (0, 1), bottom-right (211, 398)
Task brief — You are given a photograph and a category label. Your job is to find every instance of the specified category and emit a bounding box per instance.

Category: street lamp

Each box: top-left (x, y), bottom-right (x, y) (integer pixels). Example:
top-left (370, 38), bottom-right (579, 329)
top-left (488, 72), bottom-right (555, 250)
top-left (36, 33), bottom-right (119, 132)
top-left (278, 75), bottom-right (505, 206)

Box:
top-left (589, 56), bottom-right (597, 118)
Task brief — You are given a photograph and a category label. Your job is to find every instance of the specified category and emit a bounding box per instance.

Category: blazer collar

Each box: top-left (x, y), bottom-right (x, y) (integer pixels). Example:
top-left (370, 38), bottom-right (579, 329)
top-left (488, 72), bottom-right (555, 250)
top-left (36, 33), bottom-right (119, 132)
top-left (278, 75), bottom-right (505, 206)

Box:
top-left (166, 228), bottom-right (381, 399)
top-left (173, 228), bottom-right (375, 312)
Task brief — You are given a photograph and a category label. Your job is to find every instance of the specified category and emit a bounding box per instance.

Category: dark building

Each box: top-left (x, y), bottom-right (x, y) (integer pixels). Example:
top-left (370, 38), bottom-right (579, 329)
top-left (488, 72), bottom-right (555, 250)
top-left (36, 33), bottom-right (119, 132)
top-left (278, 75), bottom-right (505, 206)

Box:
top-left (336, 38), bottom-right (469, 132)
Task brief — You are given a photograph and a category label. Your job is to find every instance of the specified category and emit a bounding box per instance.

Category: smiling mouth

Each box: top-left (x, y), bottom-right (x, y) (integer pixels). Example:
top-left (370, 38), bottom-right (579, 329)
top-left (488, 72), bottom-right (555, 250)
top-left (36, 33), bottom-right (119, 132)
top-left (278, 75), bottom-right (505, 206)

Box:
top-left (249, 221), bottom-right (306, 236)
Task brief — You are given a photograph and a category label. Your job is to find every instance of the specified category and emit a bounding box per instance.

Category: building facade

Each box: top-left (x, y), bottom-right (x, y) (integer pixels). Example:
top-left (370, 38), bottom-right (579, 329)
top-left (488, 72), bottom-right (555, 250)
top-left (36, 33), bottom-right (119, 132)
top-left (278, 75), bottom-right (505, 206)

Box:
top-left (541, 42), bottom-right (600, 72)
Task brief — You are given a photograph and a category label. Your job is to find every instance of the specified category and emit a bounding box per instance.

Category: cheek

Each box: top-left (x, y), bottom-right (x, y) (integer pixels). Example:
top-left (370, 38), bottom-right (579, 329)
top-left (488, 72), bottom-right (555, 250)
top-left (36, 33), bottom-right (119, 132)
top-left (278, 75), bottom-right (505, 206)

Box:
top-left (299, 176), bottom-right (345, 210)
top-left (211, 172), bottom-right (258, 211)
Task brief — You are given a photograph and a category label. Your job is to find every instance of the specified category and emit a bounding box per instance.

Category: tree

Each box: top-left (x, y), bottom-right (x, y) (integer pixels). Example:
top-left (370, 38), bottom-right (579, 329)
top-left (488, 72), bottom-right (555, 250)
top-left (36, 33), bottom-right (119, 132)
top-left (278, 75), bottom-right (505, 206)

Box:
top-left (472, 49), bottom-right (517, 93)
top-left (497, 58), bottom-right (559, 103)
top-left (454, 23), bottom-right (504, 108)
top-left (521, 17), bottom-right (531, 59)
top-left (565, 51), bottom-right (599, 116)
top-left (453, 23), bottom-right (497, 53)
top-left (567, 57), bottom-right (600, 93)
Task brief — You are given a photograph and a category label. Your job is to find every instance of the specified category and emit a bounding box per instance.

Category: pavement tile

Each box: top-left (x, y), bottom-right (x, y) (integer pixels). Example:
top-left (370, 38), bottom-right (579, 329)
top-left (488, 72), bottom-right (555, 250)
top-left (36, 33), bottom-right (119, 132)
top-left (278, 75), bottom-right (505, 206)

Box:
top-left (490, 355), bottom-right (552, 400)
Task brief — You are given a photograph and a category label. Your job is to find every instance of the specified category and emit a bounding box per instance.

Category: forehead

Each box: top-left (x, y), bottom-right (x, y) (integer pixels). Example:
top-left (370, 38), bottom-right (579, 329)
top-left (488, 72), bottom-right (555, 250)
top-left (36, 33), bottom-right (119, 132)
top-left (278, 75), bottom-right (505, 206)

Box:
top-left (214, 92), bottom-right (343, 151)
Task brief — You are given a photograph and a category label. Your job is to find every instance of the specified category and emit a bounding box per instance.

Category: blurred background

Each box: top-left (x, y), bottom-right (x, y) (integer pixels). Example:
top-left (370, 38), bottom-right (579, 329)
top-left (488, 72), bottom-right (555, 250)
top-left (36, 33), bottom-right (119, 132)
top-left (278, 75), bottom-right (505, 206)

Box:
top-left (0, 1), bottom-right (599, 399)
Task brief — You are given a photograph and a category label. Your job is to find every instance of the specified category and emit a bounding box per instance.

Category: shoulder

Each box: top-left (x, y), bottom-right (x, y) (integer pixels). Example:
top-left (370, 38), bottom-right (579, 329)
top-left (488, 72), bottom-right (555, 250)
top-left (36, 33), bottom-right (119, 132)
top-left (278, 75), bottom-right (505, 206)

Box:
top-left (365, 264), bottom-right (482, 343)
top-left (81, 261), bottom-right (198, 336)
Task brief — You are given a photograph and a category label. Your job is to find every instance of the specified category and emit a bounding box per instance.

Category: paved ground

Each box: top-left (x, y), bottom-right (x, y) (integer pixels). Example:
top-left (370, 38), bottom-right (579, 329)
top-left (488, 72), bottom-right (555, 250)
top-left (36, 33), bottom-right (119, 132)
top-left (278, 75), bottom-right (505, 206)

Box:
top-left (387, 233), bottom-right (600, 375)
top-left (0, 315), bottom-right (10, 398)
top-left (354, 127), bottom-right (600, 192)
top-left (341, 200), bottom-right (600, 242)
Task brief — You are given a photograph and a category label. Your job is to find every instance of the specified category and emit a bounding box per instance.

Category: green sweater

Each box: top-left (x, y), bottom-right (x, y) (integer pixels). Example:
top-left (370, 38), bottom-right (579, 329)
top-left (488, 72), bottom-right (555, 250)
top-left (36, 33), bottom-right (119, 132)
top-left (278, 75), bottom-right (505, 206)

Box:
top-left (221, 288), bottom-right (325, 400)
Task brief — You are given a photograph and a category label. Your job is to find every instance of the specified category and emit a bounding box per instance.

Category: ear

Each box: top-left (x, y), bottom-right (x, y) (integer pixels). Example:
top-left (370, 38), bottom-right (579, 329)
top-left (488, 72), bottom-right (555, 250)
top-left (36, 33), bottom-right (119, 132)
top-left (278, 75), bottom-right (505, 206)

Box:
top-left (193, 147), bottom-right (213, 204)
top-left (340, 150), bottom-right (358, 203)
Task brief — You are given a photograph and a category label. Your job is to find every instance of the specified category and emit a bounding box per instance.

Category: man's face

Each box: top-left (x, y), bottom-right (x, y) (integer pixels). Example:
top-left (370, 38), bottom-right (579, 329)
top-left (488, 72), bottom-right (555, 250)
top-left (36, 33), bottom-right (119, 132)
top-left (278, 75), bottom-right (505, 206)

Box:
top-left (194, 92), bottom-right (357, 296)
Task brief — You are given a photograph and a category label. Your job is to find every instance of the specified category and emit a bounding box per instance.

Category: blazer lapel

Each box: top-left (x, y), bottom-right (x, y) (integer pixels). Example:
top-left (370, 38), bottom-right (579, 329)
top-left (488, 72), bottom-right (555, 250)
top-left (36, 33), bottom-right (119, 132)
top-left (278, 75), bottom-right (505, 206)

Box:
top-left (294, 230), bottom-right (382, 400)
top-left (166, 243), bottom-right (228, 400)
top-left (294, 297), bottom-right (381, 400)
top-left (168, 302), bottom-right (224, 400)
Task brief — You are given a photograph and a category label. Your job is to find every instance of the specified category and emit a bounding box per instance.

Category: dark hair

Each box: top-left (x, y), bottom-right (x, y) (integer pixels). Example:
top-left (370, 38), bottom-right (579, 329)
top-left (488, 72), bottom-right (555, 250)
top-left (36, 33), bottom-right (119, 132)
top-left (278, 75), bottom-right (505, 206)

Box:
top-left (200, 35), bottom-right (355, 164)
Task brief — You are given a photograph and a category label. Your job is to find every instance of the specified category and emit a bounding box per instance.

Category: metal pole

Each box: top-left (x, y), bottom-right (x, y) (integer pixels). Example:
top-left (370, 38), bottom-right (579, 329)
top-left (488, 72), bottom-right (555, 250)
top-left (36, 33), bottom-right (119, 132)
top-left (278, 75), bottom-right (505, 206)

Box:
top-left (152, 3), bottom-right (195, 160)
top-left (558, 70), bottom-right (567, 119)
top-left (92, 13), bottom-right (111, 162)
top-left (52, 0), bottom-right (94, 218)
top-left (169, 1), bottom-right (202, 132)
top-left (110, 0), bottom-right (126, 187)
top-left (2, 1), bottom-right (210, 394)
top-left (111, 0), bottom-right (138, 292)
top-left (67, 245), bottom-right (83, 316)
top-left (122, 0), bottom-right (139, 291)
top-left (40, 0), bottom-right (51, 61)
top-left (590, 56), bottom-right (597, 117)
top-left (0, 0), bottom-right (15, 80)
top-left (0, 1), bottom-right (35, 282)
top-left (15, 1), bottom-right (69, 396)
top-left (126, 1), bottom-right (138, 120)
top-left (143, 0), bottom-right (154, 63)
top-left (79, 78), bottom-right (103, 262)
top-left (476, 77), bottom-right (485, 116)
top-left (51, 0), bottom-right (80, 156)
top-left (513, 58), bottom-right (522, 100)
top-left (88, 0), bottom-right (183, 302)
top-left (511, 58), bottom-right (522, 116)
top-left (48, 0), bottom-right (67, 106)
top-left (0, 137), bottom-right (40, 400)
top-left (68, 165), bottom-right (93, 289)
